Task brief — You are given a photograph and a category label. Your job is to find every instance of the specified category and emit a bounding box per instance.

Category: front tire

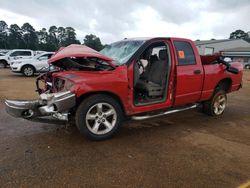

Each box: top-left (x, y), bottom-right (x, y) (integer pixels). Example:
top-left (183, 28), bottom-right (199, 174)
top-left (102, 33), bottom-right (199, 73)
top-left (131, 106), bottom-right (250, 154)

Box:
top-left (75, 94), bottom-right (123, 141)
top-left (203, 90), bottom-right (227, 116)
top-left (22, 65), bottom-right (35, 77)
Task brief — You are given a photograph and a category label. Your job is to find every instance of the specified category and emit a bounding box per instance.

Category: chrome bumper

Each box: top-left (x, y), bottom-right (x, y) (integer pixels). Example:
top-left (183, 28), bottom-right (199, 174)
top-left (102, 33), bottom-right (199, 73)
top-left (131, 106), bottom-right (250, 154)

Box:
top-left (5, 91), bottom-right (76, 122)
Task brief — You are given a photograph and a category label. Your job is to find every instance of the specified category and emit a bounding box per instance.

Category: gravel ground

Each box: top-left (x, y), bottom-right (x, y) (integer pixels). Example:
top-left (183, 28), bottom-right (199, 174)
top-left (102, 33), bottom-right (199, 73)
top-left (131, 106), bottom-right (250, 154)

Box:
top-left (0, 69), bottom-right (249, 188)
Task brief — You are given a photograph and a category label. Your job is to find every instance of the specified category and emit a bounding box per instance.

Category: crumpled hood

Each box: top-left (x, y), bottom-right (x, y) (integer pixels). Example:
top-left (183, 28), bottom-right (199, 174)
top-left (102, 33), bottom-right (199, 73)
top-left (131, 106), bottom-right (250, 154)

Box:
top-left (48, 44), bottom-right (115, 68)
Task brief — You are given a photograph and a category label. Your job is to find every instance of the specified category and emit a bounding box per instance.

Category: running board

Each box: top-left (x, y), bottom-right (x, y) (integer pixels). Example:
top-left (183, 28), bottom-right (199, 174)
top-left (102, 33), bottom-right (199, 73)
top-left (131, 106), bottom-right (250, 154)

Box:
top-left (131, 104), bottom-right (198, 120)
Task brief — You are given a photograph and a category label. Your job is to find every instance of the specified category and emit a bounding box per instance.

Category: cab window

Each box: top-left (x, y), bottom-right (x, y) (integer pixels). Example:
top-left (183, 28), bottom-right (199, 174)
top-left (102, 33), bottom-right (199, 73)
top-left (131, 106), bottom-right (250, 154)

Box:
top-left (174, 41), bottom-right (196, 65)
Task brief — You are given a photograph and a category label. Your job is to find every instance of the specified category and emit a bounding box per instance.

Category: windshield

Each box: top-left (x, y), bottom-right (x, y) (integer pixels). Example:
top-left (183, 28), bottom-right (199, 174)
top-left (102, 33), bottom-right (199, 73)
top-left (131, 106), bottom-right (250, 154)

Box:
top-left (100, 40), bottom-right (145, 65)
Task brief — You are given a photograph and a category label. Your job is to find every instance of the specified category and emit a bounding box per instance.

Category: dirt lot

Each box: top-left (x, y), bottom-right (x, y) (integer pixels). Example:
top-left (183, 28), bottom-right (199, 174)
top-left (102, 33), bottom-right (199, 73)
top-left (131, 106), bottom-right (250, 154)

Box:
top-left (0, 69), bottom-right (249, 188)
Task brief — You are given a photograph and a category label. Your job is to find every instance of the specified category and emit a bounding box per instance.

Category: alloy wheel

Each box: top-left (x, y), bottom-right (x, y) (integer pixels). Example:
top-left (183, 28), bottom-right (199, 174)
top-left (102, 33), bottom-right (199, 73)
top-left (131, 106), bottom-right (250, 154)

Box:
top-left (213, 94), bottom-right (226, 115)
top-left (24, 67), bottom-right (34, 76)
top-left (85, 102), bottom-right (117, 135)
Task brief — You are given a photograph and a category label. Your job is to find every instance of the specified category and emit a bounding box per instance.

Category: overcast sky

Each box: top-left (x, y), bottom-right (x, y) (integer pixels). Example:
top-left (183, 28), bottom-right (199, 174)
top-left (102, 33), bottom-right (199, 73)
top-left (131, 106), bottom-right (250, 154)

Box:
top-left (0, 0), bottom-right (249, 43)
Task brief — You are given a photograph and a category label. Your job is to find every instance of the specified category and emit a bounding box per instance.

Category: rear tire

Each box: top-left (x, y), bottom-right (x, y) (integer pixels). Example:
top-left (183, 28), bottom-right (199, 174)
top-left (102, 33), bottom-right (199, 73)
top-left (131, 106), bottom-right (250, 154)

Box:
top-left (75, 94), bottom-right (123, 141)
top-left (0, 60), bottom-right (7, 68)
top-left (203, 89), bottom-right (227, 116)
top-left (245, 65), bottom-right (250, 69)
top-left (22, 65), bottom-right (35, 77)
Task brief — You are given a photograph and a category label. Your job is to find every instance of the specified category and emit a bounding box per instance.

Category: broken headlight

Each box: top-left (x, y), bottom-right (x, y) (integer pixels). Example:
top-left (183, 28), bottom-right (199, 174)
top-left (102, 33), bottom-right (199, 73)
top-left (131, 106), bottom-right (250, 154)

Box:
top-left (54, 78), bottom-right (74, 92)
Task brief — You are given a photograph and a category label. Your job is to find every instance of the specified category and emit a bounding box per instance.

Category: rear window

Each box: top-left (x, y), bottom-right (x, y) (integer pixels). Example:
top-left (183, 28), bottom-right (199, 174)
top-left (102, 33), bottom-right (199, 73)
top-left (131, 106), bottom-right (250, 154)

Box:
top-left (174, 41), bottom-right (196, 65)
top-left (37, 54), bottom-right (53, 60)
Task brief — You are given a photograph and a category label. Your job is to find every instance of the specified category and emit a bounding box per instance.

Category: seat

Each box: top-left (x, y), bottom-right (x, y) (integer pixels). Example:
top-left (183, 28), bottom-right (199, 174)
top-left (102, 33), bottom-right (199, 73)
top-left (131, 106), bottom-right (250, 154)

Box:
top-left (136, 49), bottom-right (169, 97)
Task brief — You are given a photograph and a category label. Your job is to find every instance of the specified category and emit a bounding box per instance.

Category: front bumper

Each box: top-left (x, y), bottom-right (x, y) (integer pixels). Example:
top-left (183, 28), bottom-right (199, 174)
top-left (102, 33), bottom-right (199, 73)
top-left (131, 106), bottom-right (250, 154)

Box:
top-left (10, 64), bottom-right (21, 72)
top-left (5, 91), bottom-right (76, 122)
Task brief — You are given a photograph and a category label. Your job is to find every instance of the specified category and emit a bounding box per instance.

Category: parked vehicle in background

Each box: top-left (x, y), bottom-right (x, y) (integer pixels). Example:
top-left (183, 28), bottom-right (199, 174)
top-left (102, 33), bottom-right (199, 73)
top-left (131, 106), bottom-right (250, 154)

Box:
top-left (10, 52), bottom-right (54, 76)
top-left (0, 49), bottom-right (34, 68)
top-left (5, 38), bottom-right (243, 140)
top-left (244, 62), bottom-right (250, 69)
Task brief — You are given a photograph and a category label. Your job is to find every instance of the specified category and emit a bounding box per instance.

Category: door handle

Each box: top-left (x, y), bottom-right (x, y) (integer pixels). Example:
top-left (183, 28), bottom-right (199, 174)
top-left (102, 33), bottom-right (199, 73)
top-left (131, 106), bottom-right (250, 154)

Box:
top-left (194, 70), bottom-right (201, 74)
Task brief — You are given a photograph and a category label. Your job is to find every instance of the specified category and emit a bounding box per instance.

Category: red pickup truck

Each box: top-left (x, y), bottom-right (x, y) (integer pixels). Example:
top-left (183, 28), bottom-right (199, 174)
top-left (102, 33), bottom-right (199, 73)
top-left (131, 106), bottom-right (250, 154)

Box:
top-left (5, 37), bottom-right (243, 140)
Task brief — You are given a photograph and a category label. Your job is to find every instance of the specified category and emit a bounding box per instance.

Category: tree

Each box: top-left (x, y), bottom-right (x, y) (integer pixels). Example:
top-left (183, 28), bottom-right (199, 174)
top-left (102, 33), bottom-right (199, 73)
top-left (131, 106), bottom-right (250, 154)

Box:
top-left (8, 24), bottom-right (24, 49)
top-left (57, 26), bottom-right (66, 47)
top-left (21, 23), bottom-right (38, 50)
top-left (83, 34), bottom-right (104, 51)
top-left (37, 28), bottom-right (49, 50)
top-left (47, 26), bottom-right (59, 51)
top-left (0, 20), bottom-right (9, 49)
top-left (229, 29), bottom-right (248, 39)
top-left (64, 27), bottom-right (80, 46)
top-left (246, 31), bottom-right (250, 43)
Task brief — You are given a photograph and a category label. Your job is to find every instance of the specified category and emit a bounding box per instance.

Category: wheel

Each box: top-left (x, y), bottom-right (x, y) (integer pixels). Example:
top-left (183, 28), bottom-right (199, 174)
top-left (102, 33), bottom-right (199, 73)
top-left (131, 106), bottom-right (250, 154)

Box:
top-left (0, 60), bottom-right (7, 68)
top-left (203, 89), bottom-right (227, 116)
top-left (246, 65), bottom-right (250, 69)
top-left (22, 65), bottom-right (35, 77)
top-left (75, 94), bottom-right (123, 140)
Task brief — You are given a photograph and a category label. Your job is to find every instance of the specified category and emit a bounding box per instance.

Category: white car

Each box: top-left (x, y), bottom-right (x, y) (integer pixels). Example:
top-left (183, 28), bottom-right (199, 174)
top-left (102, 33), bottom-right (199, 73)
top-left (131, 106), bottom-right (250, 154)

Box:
top-left (10, 52), bottom-right (54, 76)
top-left (0, 49), bottom-right (34, 68)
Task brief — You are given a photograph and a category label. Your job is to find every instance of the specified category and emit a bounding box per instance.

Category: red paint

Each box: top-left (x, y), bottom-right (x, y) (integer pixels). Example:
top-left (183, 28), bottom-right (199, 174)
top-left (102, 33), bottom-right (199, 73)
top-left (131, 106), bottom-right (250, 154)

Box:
top-left (45, 38), bottom-right (243, 116)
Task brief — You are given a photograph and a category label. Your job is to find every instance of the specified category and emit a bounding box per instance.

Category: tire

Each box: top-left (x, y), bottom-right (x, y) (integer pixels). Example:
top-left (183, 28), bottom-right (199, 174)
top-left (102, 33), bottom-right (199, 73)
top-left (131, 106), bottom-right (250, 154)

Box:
top-left (75, 94), bottom-right (123, 141)
top-left (203, 89), bottom-right (227, 116)
top-left (21, 65), bottom-right (35, 77)
top-left (0, 60), bottom-right (7, 68)
top-left (246, 65), bottom-right (250, 69)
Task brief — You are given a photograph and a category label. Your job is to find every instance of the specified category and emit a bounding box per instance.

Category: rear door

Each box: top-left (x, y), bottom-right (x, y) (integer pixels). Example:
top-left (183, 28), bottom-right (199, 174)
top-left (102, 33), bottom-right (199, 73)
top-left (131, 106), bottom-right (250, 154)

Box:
top-left (173, 39), bottom-right (204, 106)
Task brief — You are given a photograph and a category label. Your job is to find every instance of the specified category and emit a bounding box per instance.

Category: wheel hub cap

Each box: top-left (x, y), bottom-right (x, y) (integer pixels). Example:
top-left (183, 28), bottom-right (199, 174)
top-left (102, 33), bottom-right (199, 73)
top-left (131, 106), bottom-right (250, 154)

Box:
top-left (85, 103), bottom-right (117, 135)
top-left (213, 94), bottom-right (226, 115)
top-left (24, 67), bottom-right (33, 76)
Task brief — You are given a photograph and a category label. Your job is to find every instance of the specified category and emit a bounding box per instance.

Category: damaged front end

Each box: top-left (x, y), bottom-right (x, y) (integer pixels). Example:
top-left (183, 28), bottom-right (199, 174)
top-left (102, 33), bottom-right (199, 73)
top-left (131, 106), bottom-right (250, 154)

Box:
top-left (5, 91), bottom-right (75, 123)
top-left (5, 44), bottom-right (114, 124)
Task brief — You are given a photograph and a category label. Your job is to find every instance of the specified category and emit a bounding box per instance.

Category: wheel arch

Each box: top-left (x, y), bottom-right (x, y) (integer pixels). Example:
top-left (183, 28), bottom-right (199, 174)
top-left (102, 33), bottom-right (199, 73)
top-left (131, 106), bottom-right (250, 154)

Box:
top-left (0, 59), bottom-right (8, 63)
top-left (76, 91), bottom-right (126, 115)
top-left (215, 78), bottom-right (232, 93)
top-left (21, 64), bottom-right (37, 72)
top-left (0, 59), bottom-right (8, 67)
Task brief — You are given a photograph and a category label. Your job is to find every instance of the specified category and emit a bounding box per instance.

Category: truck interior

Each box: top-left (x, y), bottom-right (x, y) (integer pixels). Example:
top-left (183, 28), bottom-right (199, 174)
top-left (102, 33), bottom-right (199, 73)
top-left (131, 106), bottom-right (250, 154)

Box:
top-left (133, 42), bottom-right (171, 105)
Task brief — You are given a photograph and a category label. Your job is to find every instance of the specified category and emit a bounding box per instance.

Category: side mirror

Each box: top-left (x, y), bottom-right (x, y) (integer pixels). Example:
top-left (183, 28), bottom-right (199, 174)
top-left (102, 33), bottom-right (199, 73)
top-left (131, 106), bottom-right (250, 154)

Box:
top-left (218, 57), bottom-right (239, 74)
top-left (227, 66), bottom-right (239, 74)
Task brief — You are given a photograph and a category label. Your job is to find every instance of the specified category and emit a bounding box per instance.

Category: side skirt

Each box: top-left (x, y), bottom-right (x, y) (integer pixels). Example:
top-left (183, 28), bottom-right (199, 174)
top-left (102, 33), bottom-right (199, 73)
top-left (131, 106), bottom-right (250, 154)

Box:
top-left (131, 104), bottom-right (198, 120)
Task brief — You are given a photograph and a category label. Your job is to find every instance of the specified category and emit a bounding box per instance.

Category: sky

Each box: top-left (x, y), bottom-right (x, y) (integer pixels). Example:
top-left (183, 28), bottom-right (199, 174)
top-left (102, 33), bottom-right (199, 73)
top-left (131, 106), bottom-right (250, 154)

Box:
top-left (0, 0), bottom-right (250, 44)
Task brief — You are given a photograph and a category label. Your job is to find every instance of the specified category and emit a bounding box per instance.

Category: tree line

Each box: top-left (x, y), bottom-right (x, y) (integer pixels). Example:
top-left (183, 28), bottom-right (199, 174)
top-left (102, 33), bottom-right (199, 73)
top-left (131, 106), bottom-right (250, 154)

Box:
top-left (0, 20), bottom-right (249, 52)
top-left (0, 20), bottom-right (105, 51)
